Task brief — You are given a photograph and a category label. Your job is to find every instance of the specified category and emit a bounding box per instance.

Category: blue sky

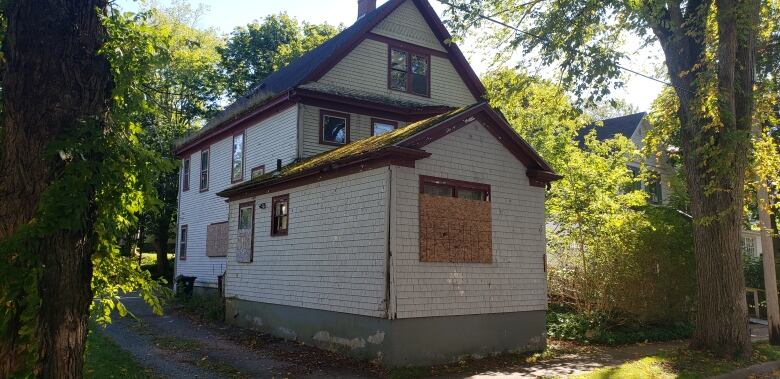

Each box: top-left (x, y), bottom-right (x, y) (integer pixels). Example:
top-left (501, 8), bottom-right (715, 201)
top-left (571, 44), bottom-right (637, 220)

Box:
top-left (116, 0), bottom-right (663, 112)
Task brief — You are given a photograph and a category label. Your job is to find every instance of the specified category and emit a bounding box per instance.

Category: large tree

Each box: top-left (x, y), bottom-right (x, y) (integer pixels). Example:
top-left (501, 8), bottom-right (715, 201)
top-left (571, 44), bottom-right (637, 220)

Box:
top-left (219, 13), bottom-right (341, 99)
top-left (445, 0), bottom-right (765, 356)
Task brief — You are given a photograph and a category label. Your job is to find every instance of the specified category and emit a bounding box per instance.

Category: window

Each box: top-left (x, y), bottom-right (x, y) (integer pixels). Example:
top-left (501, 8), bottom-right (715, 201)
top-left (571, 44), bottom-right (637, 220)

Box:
top-left (371, 118), bottom-right (398, 136)
top-left (251, 165), bottom-right (265, 179)
top-left (199, 149), bottom-right (210, 191)
top-left (742, 235), bottom-right (757, 257)
top-left (236, 202), bottom-right (254, 263)
top-left (389, 47), bottom-right (429, 96)
top-left (182, 157), bottom-right (190, 191)
top-left (320, 111), bottom-right (350, 145)
top-left (420, 176), bottom-right (490, 201)
top-left (179, 225), bottom-right (188, 260)
top-left (271, 194), bottom-right (289, 236)
top-left (231, 133), bottom-right (245, 183)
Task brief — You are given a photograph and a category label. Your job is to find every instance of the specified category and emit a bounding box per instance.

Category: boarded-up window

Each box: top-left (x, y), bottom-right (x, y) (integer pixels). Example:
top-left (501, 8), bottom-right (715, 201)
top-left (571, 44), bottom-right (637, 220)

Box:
top-left (419, 176), bottom-right (492, 263)
top-left (236, 202), bottom-right (254, 263)
top-left (206, 222), bottom-right (228, 257)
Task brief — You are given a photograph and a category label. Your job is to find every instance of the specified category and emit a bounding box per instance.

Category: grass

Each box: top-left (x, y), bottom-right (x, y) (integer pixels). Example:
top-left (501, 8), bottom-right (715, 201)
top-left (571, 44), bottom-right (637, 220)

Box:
top-left (175, 293), bottom-right (225, 322)
top-left (573, 342), bottom-right (780, 379)
top-left (84, 325), bottom-right (154, 379)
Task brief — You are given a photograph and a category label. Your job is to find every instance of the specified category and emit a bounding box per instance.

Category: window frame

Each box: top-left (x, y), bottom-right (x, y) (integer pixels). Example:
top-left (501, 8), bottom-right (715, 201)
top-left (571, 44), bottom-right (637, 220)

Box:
top-left (182, 156), bottom-right (191, 192)
top-left (387, 45), bottom-right (431, 97)
top-left (419, 175), bottom-right (491, 202)
top-left (199, 148), bottom-right (210, 192)
top-left (371, 118), bottom-right (399, 136)
top-left (231, 132), bottom-right (245, 183)
top-left (251, 165), bottom-right (266, 179)
top-left (319, 110), bottom-right (351, 146)
top-left (179, 224), bottom-right (188, 260)
top-left (237, 201), bottom-right (255, 263)
top-left (271, 194), bottom-right (290, 236)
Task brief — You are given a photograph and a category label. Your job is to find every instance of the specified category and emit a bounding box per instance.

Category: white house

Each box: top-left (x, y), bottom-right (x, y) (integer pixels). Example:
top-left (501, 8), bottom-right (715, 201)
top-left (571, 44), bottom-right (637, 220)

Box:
top-left (174, 0), bottom-right (560, 366)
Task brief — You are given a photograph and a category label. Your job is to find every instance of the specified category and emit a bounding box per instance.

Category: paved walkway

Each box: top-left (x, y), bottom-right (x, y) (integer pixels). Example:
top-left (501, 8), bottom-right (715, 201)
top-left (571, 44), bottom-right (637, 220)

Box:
top-left (102, 297), bottom-right (771, 378)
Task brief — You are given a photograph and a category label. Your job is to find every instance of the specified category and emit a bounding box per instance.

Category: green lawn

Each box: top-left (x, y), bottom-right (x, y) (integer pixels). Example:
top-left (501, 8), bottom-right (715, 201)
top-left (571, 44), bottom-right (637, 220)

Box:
top-left (574, 342), bottom-right (780, 379)
top-left (84, 325), bottom-right (153, 379)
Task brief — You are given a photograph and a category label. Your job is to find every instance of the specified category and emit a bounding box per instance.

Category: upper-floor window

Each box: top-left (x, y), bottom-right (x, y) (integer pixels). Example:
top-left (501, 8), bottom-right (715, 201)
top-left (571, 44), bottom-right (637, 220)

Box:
top-left (200, 148), bottom-right (210, 191)
top-left (372, 118), bottom-right (398, 136)
top-left (182, 157), bottom-right (190, 192)
top-left (320, 110), bottom-right (350, 145)
top-left (232, 133), bottom-right (245, 183)
top-left (251, 165), bottom-right (265, 179)
top-left (389, 47), bottom-right (430, 96)
top-left (271, 194), bottom-right (289, 236)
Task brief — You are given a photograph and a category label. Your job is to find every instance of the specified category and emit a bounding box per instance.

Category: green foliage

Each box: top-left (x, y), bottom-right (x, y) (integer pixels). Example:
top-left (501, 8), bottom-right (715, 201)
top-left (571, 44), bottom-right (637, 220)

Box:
top-left (218, 13), bottom-right (341, 99)
top-left (140, 252), bottom-right (174, 281)
top-left (743, 254), bottom-right (765, 289)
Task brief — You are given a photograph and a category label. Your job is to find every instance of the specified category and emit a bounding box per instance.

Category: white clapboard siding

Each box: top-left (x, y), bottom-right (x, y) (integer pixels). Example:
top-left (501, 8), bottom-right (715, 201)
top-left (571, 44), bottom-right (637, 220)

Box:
top-left (225, 168), bottom-right (390, 317)
top-left (318, 40), bottom-right (476, 108)
top-left (372, 0), bottom-right (446, 52)
top-left (390, 120), bottom-right (547, 318)
top-left (176, 106), bottom-right (299, 287)
top-left (300, 104), bottom-right (406, 157)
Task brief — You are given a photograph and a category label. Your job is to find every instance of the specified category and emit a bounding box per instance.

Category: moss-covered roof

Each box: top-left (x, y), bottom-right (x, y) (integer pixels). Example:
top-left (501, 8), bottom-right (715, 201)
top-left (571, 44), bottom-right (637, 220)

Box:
top-left (218, 104), bottom-right (478, 198)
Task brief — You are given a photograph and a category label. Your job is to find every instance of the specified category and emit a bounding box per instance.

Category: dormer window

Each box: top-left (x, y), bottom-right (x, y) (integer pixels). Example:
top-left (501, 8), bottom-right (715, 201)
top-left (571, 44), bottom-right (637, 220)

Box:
top-left (389, 47), bottom-right (429, 96)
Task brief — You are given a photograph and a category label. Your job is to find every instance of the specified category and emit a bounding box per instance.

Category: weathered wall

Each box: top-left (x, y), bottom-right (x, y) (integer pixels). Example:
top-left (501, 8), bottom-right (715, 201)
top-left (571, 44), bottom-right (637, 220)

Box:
top-left (224, 168), bottom-right (390, 317)
top-left (176, 105), bottom-right (298, 288)
top-left (372, 0), bottom-right (446, 52)
top-left (389, 120), bottom-right (548, 318)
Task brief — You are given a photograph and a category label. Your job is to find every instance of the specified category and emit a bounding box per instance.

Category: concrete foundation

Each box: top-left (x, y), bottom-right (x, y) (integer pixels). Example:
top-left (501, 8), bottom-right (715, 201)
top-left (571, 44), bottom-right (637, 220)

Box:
top-left (225, 297), bottom-right (546, 367)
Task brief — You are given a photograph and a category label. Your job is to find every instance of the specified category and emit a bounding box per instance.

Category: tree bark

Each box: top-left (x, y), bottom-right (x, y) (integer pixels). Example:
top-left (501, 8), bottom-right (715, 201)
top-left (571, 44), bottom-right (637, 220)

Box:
top-left (758, 182), bottom-right (780, 344)
top-left (0, 0), bottom-right (112, 376)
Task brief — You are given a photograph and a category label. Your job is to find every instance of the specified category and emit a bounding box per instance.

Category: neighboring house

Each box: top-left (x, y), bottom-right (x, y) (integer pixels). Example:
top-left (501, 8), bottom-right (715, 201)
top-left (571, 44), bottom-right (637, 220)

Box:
top-left (173, 0), bottom-right (560, 366)
top-left (580, 112), bottom-right (764, 258)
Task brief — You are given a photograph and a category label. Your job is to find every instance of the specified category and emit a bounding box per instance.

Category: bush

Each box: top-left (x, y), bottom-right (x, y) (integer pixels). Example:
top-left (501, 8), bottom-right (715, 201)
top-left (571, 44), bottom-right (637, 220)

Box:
top-left (547, 305), bottom-right (692, 345)
top-left (176, 293), bottom-right (224, 322)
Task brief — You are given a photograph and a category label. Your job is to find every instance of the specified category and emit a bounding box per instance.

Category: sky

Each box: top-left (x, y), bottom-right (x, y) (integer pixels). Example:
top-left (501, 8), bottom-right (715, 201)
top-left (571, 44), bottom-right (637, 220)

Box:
top-left (116, 0), bottom-right (665, 112)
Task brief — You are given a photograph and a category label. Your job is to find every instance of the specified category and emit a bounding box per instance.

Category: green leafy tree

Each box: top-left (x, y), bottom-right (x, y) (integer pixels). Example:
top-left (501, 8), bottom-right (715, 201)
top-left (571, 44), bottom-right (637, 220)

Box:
top-left (445, 0), bottom-right (768, 356)
top-left (219, 13), bottom-right (341, 99)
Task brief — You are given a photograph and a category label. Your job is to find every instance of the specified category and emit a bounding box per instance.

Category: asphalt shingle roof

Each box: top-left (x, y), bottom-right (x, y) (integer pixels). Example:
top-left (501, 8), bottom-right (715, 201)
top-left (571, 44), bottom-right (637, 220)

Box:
top-left (576, 112), bottom-right (647, 145)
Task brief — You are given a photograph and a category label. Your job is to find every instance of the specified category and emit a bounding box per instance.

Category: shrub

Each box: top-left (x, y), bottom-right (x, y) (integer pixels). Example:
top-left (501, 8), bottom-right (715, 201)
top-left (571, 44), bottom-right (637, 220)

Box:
top-left (176, 293), bottom-right (224, 322)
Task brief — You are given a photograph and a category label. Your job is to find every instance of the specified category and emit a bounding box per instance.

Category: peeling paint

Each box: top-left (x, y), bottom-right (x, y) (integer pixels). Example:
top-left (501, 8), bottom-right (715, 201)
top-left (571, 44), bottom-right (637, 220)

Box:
top-left (313, 331), bottom-right (367, 349)
top-left (367, 331), bottom-right (385, 344)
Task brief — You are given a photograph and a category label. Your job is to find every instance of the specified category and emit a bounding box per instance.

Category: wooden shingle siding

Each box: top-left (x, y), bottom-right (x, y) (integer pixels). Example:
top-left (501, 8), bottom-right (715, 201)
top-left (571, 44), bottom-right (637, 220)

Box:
top-left (372, 0), bottom-right (446, 52)
top-left (176, 105), bottom-right (298, 287)
top-left (225, 168), bottom-right (390, 317)
top-left (300, 104), bottom-right (405, 157)
top-left (390, 120), bottom-right (547, 318)
top-left (318, 39), bottom-right (476, 108)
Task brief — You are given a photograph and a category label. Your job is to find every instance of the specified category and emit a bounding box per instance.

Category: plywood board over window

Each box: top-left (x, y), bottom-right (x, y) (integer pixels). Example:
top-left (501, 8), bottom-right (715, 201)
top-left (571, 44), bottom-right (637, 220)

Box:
top-left (419, 189), bottom-right (492, 263)
top-left (206, 222), bottom-right (229, 257)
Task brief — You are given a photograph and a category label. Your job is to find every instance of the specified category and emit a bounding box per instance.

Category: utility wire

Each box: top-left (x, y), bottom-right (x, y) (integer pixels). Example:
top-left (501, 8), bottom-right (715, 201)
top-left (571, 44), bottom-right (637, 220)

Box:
top-left (436, 0), bottom-right (693, 94)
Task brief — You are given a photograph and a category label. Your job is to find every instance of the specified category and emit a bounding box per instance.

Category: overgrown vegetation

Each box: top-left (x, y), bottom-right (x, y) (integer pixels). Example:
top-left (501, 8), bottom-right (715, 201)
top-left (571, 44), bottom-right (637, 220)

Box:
top-left (176, 293), bottom-right (225, 323)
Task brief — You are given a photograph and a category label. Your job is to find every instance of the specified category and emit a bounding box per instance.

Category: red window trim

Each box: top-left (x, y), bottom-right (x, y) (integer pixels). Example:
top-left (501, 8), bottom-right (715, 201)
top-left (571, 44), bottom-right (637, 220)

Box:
top-left (387, 45), bottom-right (431, 98)
top-left (370, 118), bottom-right (399, 136)
top-left (419, 175), bottom-right (491, 201)
top-left (182, 156), bottom-right (191, 192)
top-left (271, 194), bottom-right (290, 236)
top-left (251, 165), bottom-right (266, 179)
top-left (237, 201), bottom-right (255, 263)
top-left (199, 147), bottom-right (210, 192)
top-left (179, 224), bottom-right (188, 261)
top-left (319, 110), bottom-right (351, 146)
top-left (231, 132), bottom-right (246, 184)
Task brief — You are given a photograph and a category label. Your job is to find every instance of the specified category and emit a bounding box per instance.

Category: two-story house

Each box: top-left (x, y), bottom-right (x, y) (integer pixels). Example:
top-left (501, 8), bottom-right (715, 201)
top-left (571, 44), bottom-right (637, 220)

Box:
top-left (173, 0), bottom-right (560, 366)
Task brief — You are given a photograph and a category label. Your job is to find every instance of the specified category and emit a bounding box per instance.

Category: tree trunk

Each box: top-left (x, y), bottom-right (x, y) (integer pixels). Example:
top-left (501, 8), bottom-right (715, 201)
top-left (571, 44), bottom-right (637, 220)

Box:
top-left (758, 182), bottom-right (780, 344)
top-left (0, 0), bottom-right (112, 376)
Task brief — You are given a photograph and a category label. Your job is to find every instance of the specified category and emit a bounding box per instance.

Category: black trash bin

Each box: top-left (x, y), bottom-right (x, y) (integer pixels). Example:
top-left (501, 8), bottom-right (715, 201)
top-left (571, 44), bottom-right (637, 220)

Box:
top-left (176, 275), bottom-right (196, 296)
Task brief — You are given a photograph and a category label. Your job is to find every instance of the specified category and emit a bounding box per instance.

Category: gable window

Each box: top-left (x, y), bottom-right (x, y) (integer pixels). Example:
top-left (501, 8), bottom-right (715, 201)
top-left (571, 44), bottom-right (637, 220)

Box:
top-left (199, 148), bottom-right (210, 191)
top-left (251, 165), bottom-right (265, 179)
top-left (420, 176), bottom-right (490, 201)
top-left (389, 47), bottom-right (430, 96)
top-left (271, 194), bottom-right (289, 236)
top-left (231, 133), bottom-right (245, 183)
top-left (182, 157), bottom-right (190, 192)
top-left (179, 225), bottom-right (188, 260)
top-left (320, 110), bottom-right (350, 145)
top-left (371, 118), bottom-right (398, 136)
top-left (236, 202), bottom-right (254, 263)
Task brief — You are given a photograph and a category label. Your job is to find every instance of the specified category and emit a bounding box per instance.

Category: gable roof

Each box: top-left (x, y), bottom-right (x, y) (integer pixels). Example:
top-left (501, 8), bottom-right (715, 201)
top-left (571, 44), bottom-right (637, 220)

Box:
top-left (576, 112), bottom-right (647, 145)
top-left (174, 0), bottom-right (486, 156)
top-left (217, 102), bottom-right (560, 200)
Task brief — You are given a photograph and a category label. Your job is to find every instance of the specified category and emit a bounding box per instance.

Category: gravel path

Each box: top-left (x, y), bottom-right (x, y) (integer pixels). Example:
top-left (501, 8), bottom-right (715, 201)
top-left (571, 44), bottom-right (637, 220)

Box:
top-left (101, 295), bottom-right (375, 379)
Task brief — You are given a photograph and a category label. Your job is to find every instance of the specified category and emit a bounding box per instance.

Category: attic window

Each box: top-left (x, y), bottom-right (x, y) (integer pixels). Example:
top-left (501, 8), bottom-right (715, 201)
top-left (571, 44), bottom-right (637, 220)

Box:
top-left (389, 47), bottom-right (430, 96)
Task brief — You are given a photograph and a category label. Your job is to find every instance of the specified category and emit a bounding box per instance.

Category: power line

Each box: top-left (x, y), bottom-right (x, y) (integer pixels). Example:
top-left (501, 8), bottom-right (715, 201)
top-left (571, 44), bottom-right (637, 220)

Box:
top-left (436, 0), bottom-right (692, 94)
